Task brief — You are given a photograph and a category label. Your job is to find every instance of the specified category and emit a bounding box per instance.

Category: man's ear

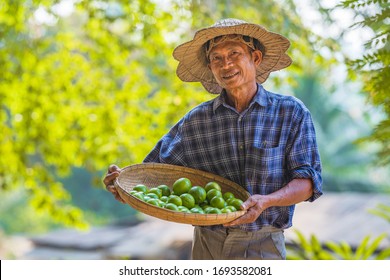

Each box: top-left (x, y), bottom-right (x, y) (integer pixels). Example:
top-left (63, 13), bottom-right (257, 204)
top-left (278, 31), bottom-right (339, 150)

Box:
top-left (252, 50), bottom-right (263, 66)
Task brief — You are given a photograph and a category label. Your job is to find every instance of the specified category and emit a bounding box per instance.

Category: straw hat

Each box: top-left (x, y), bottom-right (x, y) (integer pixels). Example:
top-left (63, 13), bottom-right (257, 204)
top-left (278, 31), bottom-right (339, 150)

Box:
top-left (173, 18), bottom-right (292, 94)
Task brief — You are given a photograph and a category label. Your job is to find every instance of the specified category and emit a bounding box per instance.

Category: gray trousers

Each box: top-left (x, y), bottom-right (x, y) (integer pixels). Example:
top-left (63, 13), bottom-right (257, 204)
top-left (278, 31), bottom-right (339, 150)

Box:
top-left (191, 226), bottom-right (286, 260)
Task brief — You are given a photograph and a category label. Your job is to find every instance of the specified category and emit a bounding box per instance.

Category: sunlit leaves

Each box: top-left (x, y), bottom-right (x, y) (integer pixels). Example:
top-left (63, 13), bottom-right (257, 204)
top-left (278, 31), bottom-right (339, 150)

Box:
top-left (1, 0), bottom-right (207, 229)
top-left (341, 0), bottom-right (390, 165)
top-left (288, 230), bottom-right (390, 260)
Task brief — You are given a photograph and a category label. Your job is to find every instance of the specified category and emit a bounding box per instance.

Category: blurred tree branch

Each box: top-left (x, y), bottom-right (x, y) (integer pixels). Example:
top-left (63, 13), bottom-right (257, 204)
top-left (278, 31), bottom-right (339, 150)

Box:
top-left (339, 0), bottom-right (390, 165)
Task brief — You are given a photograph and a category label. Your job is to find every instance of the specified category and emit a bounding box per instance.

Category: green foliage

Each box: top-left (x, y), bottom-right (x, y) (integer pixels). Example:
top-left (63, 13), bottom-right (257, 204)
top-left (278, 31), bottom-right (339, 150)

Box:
top-left (0, 189), bottom-right (61, 234)
top-left (1, 0), bottom-right (210, 229)
top-left (288, 198), bottom-right (390, 260)
top-left (287, 230), bottom-right (335, 260)
top-left (369, 203), bottom-right (390, 223)
top-left (338, 0), bottom-right (390, 165)
top-left (287, 230), bottom-right (390, 260)
top-left (326, 233), bottom-right (390, 260)
top-left (292, 73), bottom-right (387, 192)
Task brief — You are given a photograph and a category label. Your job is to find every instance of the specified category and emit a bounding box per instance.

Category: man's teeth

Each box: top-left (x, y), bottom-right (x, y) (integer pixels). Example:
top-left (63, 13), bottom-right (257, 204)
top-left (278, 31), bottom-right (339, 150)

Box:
top-left (223, 72), bottom-right (238, 78)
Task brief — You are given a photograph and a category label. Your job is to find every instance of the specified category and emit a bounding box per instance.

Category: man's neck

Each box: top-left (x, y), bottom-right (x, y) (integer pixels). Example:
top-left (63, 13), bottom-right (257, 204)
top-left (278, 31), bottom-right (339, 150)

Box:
top-left (225, 83), bottom-right (258, 113)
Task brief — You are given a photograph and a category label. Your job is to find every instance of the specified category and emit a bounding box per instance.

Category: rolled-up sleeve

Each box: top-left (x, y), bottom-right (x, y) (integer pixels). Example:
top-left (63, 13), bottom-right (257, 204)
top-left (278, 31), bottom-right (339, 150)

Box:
top-left (287, 107), bottom-right (323, 202)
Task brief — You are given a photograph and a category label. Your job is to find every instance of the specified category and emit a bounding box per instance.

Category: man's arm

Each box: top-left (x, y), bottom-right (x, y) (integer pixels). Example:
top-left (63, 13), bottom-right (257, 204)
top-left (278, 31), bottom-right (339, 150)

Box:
top-left (223, 178), bottom-right (313, 227)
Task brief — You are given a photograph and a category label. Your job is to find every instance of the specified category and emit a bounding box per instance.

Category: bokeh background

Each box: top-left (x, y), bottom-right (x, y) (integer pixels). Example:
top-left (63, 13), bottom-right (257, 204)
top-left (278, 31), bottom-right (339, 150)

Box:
top-left (1, 0), bottom-right (389, 259)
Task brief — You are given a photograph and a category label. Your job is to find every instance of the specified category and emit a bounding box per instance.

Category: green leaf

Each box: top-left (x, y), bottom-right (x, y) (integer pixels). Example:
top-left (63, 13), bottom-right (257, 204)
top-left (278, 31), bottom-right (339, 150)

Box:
top-left (355, 235), bottom-right (371, 259)
top-left (362, 234), bottom-right (388, 259)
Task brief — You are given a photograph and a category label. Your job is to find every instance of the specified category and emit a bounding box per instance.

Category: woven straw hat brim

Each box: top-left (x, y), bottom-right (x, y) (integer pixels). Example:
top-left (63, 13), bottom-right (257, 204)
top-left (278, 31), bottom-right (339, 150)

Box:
top-left (173, 19), bottom-right (292, 94)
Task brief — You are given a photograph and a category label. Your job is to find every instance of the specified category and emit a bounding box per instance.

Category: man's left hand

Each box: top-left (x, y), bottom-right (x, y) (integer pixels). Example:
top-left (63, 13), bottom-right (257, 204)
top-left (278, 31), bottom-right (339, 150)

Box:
top-left (223, 195), bottom-right (266, 227)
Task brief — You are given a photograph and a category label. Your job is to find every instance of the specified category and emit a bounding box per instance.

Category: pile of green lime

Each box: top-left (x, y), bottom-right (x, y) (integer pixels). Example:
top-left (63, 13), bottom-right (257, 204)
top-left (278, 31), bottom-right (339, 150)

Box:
top-left (129, 178), bottom-right (244, 214)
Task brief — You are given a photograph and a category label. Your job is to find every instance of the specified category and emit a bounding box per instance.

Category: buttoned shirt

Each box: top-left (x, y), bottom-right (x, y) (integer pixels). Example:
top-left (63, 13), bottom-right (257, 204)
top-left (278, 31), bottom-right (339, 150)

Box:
top-left (144, 84), bottom-right (322, 231)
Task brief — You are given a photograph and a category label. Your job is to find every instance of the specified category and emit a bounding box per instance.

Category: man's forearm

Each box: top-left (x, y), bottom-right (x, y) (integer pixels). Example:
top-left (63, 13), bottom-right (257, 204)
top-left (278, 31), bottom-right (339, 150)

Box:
top-left (262, 178), bottom-right (313, 208)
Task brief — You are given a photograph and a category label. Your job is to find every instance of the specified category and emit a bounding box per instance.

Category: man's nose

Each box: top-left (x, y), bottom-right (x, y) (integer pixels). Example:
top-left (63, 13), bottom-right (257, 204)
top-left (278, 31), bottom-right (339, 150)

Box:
top-left (221, 56), bottom-right (233, 68)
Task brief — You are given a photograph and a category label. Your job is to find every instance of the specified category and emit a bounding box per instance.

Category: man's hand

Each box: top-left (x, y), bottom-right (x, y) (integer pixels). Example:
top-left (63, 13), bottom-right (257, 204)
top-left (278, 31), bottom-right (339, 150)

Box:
top-left (103, 164), bottom-right (125, 203)
top-left (223, 178), bottom-right (313, 227)
top-left (223, 195), bottom-right (266, 227)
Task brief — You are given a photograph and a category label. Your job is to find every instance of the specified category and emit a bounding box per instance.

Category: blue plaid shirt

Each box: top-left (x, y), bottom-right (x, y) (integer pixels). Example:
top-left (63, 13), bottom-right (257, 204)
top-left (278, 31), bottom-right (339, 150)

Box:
top-left (144, 84), bottom-right (322, 231)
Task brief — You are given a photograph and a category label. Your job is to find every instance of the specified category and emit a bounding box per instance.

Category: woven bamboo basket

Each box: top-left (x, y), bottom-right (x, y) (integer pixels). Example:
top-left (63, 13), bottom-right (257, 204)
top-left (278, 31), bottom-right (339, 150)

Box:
top-left (114, 163), bottom-right (250, 225)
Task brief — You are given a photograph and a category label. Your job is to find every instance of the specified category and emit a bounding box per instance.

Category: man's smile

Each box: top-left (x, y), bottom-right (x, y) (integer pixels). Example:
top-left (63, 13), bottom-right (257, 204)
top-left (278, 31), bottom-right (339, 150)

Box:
top-left (222, 71), bottom-right (240, 80)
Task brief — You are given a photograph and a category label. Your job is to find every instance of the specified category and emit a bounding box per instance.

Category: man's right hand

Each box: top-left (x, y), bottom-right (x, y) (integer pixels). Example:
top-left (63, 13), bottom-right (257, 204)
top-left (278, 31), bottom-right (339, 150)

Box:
top-left (103, 164), bottom-right (125, 204)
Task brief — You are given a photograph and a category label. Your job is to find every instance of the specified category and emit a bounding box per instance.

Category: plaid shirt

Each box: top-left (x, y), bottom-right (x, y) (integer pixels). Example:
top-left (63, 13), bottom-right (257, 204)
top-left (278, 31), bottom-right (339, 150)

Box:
top-left (144, 84), bottom-right (322, 231)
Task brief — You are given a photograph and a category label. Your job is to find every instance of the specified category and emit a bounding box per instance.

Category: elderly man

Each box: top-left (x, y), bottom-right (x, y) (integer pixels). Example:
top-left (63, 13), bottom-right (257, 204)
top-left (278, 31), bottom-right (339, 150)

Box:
top-left (104, 19), bottom-right (323, 260)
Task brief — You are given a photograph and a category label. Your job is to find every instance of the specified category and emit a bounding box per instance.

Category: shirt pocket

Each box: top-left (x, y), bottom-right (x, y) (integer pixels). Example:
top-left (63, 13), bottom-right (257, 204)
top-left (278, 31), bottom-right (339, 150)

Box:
top-left (247, 146), bottom-right (285, 191)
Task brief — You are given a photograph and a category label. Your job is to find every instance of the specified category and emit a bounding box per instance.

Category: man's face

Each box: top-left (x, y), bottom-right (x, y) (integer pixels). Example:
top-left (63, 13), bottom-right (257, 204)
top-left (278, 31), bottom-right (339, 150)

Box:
top-left (207, 40), bottom-right (262, 92)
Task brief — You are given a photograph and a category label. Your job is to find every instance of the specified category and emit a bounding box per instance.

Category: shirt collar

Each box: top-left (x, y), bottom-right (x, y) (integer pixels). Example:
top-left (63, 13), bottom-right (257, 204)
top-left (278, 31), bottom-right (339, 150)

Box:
top-left (212, 83), bottom-right (270, 113)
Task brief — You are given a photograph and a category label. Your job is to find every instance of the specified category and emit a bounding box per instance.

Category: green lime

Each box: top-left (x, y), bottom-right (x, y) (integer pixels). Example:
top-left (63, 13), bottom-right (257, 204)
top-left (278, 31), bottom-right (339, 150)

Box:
top-left (229, 198), bottom-right (244, 211)
top-left (178, 206), bottom-right (191, 213)
top-left (205, 181), bottom-right (221, 192)
top-left (205, 207), bottom-right (222, 214)
top-left (226, 197), bottom-right (235, 205)
top-left (168, 195), bottom-right (182, 206)
top-left (145, 193), bottom-right (159, 200)
top-left (206, 189), bottom-right (222, 201)
top-left (132, 192), bottom-right (144, 201)
top-left (148, 187), bottom-right (162, 198)
top-left (223, 191), bottom-right (235, 201)
top-left (173, 178), bottom-right (192, 195)
top-left (164, 203), bottom-right (179, 211)
top-left (190, 207), bottom-right (205, 214)
top-left (147, 198), bottom-right (161, 207)
top-left (224, 205), bottom-right (237, 212)
top-left (157, 185), bottom-right (171, 197)
top-left (210, 196), bottom-right (226, 209)
top-left (202, 205), bottom-right (213, 212)
top-left (180, 193), bottom-right (195, 209)
top-left (133, 184), bottom-right (148, 193)
top-left (188, 186), bottom-right (207, 204)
